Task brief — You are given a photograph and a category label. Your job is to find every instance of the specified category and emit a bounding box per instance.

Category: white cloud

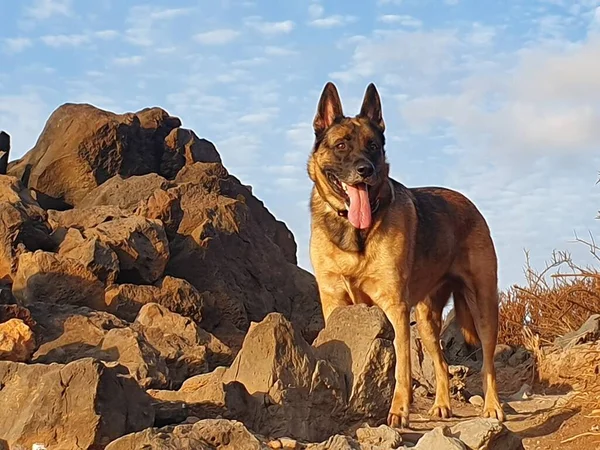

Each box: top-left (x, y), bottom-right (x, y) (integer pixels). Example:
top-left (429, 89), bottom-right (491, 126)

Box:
top-left (309, 15), bottom-right (357, 28)
top-left (40, 34), bottom-right (90, 47)
top-left (264, 46), bottom-right (297, 56)
top-left (148, 8), bottom-right (191, 20)
top-left (244, 17), bottom-right (295, 34)
top-left (3, 38), bottom-right (33, 54)
top-left (113, 55), bottom-right (144, 66)
top-left (238, 108), bottom-right (279, 124)
top-left (26, 0), bottom-right (72, 20)
top-left (378, 14), bottom-right (422, 27)
top-left (124, 5), bottom-right (191, 47)
top-left (308, 3), bottom-right (324, 19)
top-left (194, 29), bottom-right (241, 45)
top-left (95, 30), bottom-right (119, 40)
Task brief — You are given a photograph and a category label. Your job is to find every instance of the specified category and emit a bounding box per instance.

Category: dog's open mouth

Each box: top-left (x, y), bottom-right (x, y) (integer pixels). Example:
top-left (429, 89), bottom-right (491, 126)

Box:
top-left (326, 173), bottom-right (372, 230)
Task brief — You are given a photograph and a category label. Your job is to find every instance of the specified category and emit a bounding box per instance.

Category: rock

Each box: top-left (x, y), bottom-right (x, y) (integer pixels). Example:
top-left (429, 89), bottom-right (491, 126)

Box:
top-left (7, 103), bottom-right (181, 207)
top-left (554, 314), bottom-right (600, 349)
top-left (149, 371), bottom-right (260, 427)
top-left (0, 358), bottom-right (154, 450)
top-left (410, 309), bottom-right (436, 394)
top-left (104, 276), bottom-right (206, 324)
top-left (305, 435), bottom-right (361, 450)
top-left (134, 303), bottom-right (232, 385)
top-left (161, 128), bottom-right (222, 179)
top-left (47, 205), bottom-right (128, 231)
top-left (30, 302), bottom-right (127, 363)
top-left (507, 348), bottom-right (531, 368)
top-left (509, 384), bottom-right (533, 401)
top-left (355, 424), bottom-right (403, 448)
top-left (221, 313), bottom-right (346, 441)
top-left (85, 216), bottom-right (169, 284)
top-left (493, 344), bottom-right (514, 367)
top-left (12, 250), bottom-right (105, 309)
top-left (469, 395), bottom-right (485, 408)
top-left (0, 304), bottom-right (35, 328)
top-left (168, 163), bottom-right (323, 341)
top-left (313, 305), bottom-right (395, 421)
top-left (449, 418), bottom-right (524, 450)
top-left (57, 227), bottom-right (120, 284)
top-left (0, 318), bottom-right (35, 362)
top-left (0, 175), bottom-right (53, 283)
top-left (98, 327), bottom-right (169, 388)
top-left (134, 188), bottom-right (183, 236)
top-left (442, 308), bottom-right (482, 368)
top-left (150, 314), bottom-right (345, 441)
top-left (79, 173), bottom-right (171, 210)
top-left (106, 419), bottom-right (267, 450)
top-left (415, 427), bottom-right (466, 450)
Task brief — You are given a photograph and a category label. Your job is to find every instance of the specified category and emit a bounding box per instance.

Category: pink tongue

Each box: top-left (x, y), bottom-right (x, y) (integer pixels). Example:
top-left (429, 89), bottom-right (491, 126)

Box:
top-left (346, 184), bottom-right (372, 229)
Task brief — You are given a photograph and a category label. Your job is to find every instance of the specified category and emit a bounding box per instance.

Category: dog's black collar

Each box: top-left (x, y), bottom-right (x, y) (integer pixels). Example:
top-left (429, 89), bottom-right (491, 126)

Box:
top-left (336, 198), bottom-right (380, 217)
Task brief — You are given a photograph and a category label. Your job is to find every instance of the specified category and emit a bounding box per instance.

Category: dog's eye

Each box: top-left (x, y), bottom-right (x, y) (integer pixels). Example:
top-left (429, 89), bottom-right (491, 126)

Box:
top-left (335, 142), bottom-right (346, 150)
top-left (369, 142), bottom-right (378, 151)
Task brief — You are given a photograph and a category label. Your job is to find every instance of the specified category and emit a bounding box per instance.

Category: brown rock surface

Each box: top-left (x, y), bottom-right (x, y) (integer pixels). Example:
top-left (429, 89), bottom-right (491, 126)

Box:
top-left (78, 173), bottom-right (170, 210)
top-left (106, 419), bottom-right (266, 450)
top-left (57, 227), bottom-right (120, 284)
top-left (104, 275), bottom-right (206, 323)
top-left (12, 250), bottom-right (105, 309)
top-left (7, 103), bottom-right (181, 207)
top-left (0, 358), bottom-right (154, 450)
top-left (0, 318), bottom-right (35, 362)
top-left (85, 216), bottom-right (169, 284)
top-left (0, 176), bottom-right (53, 283)
top-left (313, 305), bottom-right (395, 422)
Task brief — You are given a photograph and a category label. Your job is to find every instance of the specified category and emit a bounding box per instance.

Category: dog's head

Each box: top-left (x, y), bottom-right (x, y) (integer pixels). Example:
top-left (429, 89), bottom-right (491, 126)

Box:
top-left (308, 82), bottom-right (388, 230)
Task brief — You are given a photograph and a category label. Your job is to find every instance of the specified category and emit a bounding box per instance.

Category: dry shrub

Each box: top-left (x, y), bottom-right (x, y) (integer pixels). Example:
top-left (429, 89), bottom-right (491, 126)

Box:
top-left (498, 241), bottom-right (600, 347)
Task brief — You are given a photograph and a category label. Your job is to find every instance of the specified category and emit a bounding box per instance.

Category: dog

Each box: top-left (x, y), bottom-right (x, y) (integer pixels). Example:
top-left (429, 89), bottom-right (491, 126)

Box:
top-left (307, 81), bottom-right (505, 428)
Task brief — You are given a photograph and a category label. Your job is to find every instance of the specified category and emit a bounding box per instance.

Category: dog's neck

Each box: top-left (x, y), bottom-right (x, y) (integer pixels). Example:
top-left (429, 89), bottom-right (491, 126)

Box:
top-left (311, 178), bottom-right (396, 253)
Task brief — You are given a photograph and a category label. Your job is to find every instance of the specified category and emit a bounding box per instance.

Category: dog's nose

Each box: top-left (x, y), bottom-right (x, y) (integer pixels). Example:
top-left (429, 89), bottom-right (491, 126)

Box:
top-left (356, 163), bottom-right (374, 178)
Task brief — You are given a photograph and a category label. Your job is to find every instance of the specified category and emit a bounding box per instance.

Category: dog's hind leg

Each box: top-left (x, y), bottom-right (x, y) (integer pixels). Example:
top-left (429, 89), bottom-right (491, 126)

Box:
top-left (415, 284), bottom-right (453, 419)
top-left (455, 278), bottom-right (505, 421)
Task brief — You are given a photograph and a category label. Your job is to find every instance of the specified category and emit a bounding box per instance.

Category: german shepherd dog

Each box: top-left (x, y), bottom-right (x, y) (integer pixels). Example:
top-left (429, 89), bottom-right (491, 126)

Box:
top-left (307, 82), bottom-right (505, 428)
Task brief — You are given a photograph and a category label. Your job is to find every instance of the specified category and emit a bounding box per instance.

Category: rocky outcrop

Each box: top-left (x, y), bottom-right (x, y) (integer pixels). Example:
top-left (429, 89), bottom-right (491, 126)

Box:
top-left (0, 358), bottom-right (153, 450)
top-left (0, 318), bottom-right (35, 362)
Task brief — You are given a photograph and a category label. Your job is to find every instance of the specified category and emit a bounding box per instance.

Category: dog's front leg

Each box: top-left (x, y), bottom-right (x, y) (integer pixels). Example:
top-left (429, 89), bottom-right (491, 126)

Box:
top-left (381, 299), bottom-right (412, 429)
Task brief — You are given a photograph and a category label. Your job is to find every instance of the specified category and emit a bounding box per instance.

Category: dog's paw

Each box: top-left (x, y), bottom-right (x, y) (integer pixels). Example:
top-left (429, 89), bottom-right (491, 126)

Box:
top-left (429, 403), bottom-right (452, 419)
top-left (483, 404), bottom-right (506, 422)
top-left (387, 406), bottom-right (410, 429)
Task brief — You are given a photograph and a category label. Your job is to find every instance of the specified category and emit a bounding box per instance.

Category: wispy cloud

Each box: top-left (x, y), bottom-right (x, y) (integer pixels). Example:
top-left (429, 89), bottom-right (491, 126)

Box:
top-left (112, 55), bottom-right (145, 66)
top-left (378, 14), bottom-right (422, 27)
top-left (41, 34), bottom-right (90, 47)
top-left (244, 16), bottom-right (295, 34)
top-left (309, 15), bottom-right (357, 28)
top-left (26, 0), bottom-right (72, 20)
top-left (194, 29), bottom-right (241, 45)
top-left (3, 38), bottom-right (33, 54)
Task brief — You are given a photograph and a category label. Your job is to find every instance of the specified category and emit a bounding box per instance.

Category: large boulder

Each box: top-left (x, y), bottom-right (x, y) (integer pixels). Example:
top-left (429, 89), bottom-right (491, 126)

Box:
top-left (84, 216), bottom-right (169, 284)
top-left (167, 163), bottom-right (323, 341)
top-left (78, 173), bottom-right (171, 210)
top-left (313, 305), bottom-right (396, 421)
top-left (0, 358), bottom-right (154, 449)
top-left (104, 276), bottom-right (206, 324)
top-left (12, 250), bottom-right (106, 309)
top-left (7, 103), bottom-right (181, 207)
top-left (106, 419), bottom-right (266, 450)
top-left (0, 176), bottom-right (53, 283)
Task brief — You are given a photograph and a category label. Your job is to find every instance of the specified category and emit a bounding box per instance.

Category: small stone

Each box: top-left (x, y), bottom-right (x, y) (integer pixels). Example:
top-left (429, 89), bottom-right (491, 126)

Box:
top-left (414, 385), bottom-right (430, 398)
top-left (415, 427), bottom-right (466, 450)
top-left (510, 384), bottom-right (533, 401)
top-left (0, 318), bottom-right (35, 362)
top-left (268, 440), bottom-right (283, 449)
top-left (356, 424), bottom-right (402, 448)
top-left (469, 395), bottom-right (485, 407)
top-left (280, 437), bottom-right (299, 449)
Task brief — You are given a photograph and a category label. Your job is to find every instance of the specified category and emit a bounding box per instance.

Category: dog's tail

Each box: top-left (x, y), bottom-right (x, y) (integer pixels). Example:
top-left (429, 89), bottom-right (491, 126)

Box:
top-left (453, 289), bottom-right (480, 346)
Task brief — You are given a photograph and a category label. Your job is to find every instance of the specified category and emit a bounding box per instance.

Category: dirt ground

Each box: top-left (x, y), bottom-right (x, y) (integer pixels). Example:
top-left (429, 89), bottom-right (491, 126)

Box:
top-left (396, 363), bottom-right (600, 450)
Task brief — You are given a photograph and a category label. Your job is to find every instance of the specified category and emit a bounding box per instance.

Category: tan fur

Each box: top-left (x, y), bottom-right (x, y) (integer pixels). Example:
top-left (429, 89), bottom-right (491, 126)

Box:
top-left (307, 82), bottom-right (505, 428)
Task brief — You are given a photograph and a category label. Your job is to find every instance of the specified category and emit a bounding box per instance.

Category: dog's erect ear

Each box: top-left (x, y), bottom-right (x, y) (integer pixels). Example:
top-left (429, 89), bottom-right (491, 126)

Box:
top-left (313, 82), bottom-right (344, 135)
top-left (359, 83), bottom-right (385, 132)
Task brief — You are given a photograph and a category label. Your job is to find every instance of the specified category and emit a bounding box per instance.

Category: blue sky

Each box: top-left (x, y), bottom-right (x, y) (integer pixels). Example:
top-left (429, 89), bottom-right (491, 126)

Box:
top-left (1, 0), bottom-right (600, 289)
